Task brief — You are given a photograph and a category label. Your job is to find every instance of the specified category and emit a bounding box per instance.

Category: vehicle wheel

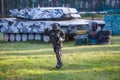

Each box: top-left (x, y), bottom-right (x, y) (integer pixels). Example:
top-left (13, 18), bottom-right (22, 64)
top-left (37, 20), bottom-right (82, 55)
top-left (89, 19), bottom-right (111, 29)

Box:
top-left (22, 33), bottom-right (27, 41)
top-left (35, 33), bottom-right (41, 40)
top-left (3, 33), bottom-right (9, 41)
top-left (10, 33), bottom-right (15, 41)
top-left (43, 35), bottom-right (50, 42)
top-left (28, 33), bottom-right (34, 40)
top-left (15, 33), bottom-right (21, 41)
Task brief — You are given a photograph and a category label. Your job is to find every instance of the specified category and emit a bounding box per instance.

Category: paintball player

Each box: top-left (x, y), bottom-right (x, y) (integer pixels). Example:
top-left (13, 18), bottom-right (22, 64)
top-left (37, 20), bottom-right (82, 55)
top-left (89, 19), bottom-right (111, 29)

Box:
top-left (49, 23), bottom-right (65, 69)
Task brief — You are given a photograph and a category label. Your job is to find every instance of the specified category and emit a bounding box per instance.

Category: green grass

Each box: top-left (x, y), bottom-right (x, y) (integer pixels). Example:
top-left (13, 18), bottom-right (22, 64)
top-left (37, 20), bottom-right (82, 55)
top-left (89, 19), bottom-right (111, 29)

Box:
top-left (81, 14), bottom-right (104, 20)
top-left (0, 33), bottom-right (120, 80)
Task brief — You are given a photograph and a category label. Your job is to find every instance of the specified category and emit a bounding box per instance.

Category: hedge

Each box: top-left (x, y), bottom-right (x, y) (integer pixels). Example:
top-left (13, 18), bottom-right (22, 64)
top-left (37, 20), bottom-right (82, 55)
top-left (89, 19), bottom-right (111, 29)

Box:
top-left (104, 14), bottom-right (120, 35)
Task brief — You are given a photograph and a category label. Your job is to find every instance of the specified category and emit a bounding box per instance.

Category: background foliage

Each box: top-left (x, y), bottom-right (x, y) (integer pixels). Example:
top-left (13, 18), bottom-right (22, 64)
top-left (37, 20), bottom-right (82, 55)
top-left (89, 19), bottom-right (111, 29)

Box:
top-left (0, 0), bottom-right (120, 17)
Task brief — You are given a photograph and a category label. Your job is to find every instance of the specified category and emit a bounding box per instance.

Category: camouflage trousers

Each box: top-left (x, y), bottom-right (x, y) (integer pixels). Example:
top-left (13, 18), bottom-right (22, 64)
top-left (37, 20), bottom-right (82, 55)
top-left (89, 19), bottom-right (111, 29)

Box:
top-left (53, 43), bottom-right (62, 65)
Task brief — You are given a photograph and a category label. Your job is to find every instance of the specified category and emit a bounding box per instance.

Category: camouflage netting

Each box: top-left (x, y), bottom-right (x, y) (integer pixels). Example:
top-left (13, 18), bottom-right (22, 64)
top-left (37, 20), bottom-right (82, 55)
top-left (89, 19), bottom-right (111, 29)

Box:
top-left (107, 9), bottom-right (120, 14)
top-left (104, 14), bottom-right (120, 35)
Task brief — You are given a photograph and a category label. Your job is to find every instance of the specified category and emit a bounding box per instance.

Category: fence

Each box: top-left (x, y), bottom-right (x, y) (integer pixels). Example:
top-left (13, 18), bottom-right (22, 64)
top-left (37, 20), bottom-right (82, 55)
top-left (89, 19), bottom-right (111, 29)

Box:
top-left (0, 0), bottom-right (120, 17)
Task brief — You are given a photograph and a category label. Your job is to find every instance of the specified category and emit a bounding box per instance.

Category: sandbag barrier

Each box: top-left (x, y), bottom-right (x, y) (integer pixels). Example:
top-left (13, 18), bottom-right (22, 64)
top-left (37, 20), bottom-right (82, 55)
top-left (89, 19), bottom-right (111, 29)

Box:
top-left (74, 30), bottom-right (88, 45)
top-left (88, 33), bottom-right (98, 45)
top-left (75, 30), bottom-right (112, 45)
top-left (74, 34), bottom-right (88, 45)
top-left (97, 31), bottom-right (111, 44)
top-left (88, 30), bottom-right (111, 44)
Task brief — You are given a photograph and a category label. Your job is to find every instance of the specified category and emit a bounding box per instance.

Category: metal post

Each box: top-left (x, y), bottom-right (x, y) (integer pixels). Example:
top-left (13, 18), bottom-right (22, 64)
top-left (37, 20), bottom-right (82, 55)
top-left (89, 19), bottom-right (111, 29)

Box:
top-left (75, 0), bottom-right (78, 10)
top-left (1, 0), bottom-right (4, 18)
top-left (91, 0), bottom-right (94, 20)
top-left (32, 0), bottom-right (35, 8)
top-left (119, 0), bottom-right (120, 9)
top-left (62, 0), bottom-right (64, 7)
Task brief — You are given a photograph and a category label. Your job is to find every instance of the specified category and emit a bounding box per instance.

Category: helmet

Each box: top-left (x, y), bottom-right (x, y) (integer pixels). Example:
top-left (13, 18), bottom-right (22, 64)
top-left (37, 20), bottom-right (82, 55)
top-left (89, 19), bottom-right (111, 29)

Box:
top-left (52, 23), bottom-right (60, 30)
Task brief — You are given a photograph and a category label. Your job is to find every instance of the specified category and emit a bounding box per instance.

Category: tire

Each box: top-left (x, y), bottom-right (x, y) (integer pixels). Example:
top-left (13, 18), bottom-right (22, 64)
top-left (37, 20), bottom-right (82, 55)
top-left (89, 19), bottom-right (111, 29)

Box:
top-left (21, 33), bottom-right (27, 41)
top-left (3, 33), bottom-right (9, 41)
top-left (15, 33), bottom-right (21, 41)
top-left (35, 33), bottom-right (41, 40)
top-left (28, 33), bottom-right (34, 40)
top-left (43, 35), bottom-right (50, 42)
top-left (9, 33), bottom-right (15, 41)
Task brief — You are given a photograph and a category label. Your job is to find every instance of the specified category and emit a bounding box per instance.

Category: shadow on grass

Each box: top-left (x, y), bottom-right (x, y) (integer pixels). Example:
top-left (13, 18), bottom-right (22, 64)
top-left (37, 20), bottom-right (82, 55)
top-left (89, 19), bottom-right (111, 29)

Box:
top-left (29, 68), bottom-right (119, 80)
top-left (0, 49), bottom-right (54, 56)
top-left (0, 40), bottom-right (50, 46)
top-left (1, 65), bottom-right (119, 80)
top-left (0, 44), bottom-right (120, 57)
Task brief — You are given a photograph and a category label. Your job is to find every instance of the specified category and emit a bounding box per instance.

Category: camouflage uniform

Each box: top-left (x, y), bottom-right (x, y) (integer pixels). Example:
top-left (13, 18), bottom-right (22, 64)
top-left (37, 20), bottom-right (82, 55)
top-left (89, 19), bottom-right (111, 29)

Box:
top-left (49, 23), bottom-right (65, 69)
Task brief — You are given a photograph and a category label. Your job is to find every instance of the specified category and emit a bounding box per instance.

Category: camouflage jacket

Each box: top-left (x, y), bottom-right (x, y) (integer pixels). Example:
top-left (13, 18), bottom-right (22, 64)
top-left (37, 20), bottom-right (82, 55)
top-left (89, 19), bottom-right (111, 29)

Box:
top-left (49, 29), bottom-right (65, 45)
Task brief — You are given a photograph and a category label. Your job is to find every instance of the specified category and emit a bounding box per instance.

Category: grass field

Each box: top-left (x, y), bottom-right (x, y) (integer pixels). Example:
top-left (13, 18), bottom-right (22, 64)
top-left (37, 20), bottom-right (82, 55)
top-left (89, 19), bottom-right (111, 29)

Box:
top-left (81, 14), bottom-right (104, 20)
top-left (0, 33), bottom-right (120, 80)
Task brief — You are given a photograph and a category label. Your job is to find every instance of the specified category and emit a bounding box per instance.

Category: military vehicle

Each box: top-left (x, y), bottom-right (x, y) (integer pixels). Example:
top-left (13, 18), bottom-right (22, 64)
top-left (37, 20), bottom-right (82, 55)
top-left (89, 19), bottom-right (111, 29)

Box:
top-left (0, 7), bottom-right (105, 42)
